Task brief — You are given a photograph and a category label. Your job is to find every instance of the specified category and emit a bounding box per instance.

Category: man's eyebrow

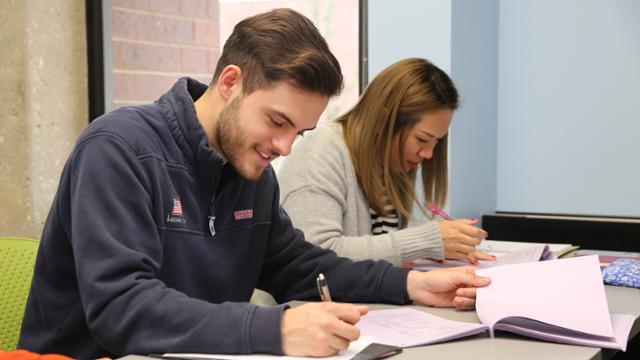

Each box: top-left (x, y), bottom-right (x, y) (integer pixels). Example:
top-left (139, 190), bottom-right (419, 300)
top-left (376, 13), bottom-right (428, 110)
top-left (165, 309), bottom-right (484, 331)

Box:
top-left (273, 110), bottom-right (316, 132)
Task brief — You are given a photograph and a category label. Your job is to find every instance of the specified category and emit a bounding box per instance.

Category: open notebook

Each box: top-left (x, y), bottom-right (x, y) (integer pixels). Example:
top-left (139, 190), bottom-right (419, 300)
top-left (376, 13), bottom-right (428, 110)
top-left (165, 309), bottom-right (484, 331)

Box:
top-left (359, 255), bottom-right (635, 351)
top-left (480, 240), bottom-right (579, 258)
top-left (406, 242), bottom-right (556, 271)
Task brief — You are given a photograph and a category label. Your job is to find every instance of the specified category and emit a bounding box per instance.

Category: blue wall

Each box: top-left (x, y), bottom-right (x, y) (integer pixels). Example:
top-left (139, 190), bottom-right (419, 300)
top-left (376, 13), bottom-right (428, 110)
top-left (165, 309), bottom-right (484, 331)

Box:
top-left (497, 0), bottom-right (640, 217)
top-left (369, 0), bottom-right (640, 219)
top-left (368, 0), bottom-right (452, 77)
top-left (449, 0), bottom-right (498, 219)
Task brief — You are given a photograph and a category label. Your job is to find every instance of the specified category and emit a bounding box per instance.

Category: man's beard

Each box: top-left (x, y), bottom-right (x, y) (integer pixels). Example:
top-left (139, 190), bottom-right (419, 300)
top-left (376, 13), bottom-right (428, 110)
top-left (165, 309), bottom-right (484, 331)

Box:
top-left (215, 96), bottom-right (266, 181)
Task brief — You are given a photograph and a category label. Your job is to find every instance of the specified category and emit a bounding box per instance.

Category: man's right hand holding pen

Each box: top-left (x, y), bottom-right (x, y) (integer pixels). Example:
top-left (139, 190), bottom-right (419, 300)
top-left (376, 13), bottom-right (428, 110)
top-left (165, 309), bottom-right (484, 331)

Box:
top-left (280, 270), bottom-right (491, 357)
top-left (428, 203), bottom-right (495, 264)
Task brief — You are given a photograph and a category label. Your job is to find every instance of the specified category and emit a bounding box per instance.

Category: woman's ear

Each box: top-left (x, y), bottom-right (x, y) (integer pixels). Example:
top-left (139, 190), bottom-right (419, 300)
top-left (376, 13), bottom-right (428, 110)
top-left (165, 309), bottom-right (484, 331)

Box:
top-left (216, 65), bottom-right (242, 101)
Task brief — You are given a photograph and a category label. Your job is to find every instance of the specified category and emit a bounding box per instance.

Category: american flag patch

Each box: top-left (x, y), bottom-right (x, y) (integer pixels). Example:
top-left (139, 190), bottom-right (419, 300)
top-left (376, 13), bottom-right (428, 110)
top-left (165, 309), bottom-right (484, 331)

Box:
top-left (172, 198), bottom-right (183, 216)
top-left (234, 209), bottom-right (253, 220)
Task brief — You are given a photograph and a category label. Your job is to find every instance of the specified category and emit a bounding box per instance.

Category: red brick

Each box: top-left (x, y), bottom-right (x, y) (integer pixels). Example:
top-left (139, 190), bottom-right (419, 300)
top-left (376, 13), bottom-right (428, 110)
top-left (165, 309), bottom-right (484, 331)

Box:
top-left (113, 41), bottom-right (181, 72)
top-left (194, 75), bottom-right (213, 86)
top-left (113, 10), bottom-right (193, 44)
top-left (112, 0), bottom-right (149, 11)
top-left (111, 9), bottom-right (133, 39)
top-left (146, 0), bottom-right (211, 19)
top-left (209, 49), bottom-right (221, 71)
top-left (160, 17), bottom-right (194, 44)
top-left (113, 73), bottom-right (179, 103)
top-left (132, 74), bottom-right (179, 101)
top-left (180, 48), bottom-right (213, 74)
top-left (113, 72), bottom-right (135, 100)
top-left (130, 13), bottom-right (164, 42)
top-left (193, 20), bottom-right (217, 47)
top-left (183, 0), bottom-right (209, 19)
top-left (147, 0), bottom-right (180, 16)
top-left (208, 1), bottom-right (219, 21)
top-left (112, 102), bottom-right (125, 110)
top-left (110, 0), bottom-right (222, 107)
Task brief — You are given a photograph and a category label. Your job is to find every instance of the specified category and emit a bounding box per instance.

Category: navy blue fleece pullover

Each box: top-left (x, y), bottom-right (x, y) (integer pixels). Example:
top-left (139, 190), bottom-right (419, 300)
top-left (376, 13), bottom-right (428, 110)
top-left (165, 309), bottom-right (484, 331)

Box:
top-left (18, 78), bottom-right (410, 359)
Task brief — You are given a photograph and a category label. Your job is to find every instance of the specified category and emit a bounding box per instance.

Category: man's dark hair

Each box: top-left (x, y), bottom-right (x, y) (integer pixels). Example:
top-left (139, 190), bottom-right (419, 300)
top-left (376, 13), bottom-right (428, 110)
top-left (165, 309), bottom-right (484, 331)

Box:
top-left (212, 8), bottom-right (343, 97)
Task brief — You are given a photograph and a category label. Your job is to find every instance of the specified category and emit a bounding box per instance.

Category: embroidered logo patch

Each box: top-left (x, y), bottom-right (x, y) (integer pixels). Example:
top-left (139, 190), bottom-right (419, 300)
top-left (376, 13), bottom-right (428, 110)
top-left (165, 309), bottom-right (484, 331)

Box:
top-left (171, 198), bottom-right (183, 216)
top-left (166, 197), bottom-right (186, 224)
top-left (234, 209), bottom-right (253, 220)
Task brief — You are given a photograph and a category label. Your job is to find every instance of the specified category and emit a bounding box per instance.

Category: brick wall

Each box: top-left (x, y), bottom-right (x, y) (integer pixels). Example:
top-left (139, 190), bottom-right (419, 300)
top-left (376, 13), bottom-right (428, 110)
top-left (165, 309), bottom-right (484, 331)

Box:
top-left (111, 0), bottom-right (219, 109)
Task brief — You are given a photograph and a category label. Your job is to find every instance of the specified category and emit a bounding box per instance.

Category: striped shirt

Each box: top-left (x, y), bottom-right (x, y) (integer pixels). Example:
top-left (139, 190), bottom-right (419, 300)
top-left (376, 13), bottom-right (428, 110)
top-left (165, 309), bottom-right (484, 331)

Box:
top-left (370, 199), bottom-right (400, 235)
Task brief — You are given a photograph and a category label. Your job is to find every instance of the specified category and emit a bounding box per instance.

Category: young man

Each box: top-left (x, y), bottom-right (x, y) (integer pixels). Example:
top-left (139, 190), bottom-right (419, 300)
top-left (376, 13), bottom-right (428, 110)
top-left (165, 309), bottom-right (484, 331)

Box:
top-left (19, 8), bottom-right (490, 359)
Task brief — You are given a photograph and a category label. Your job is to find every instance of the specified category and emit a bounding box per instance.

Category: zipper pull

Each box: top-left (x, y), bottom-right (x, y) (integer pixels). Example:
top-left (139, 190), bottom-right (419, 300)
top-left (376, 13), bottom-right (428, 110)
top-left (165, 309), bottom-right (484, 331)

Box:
top-left (208, 215), bottom-right (216, 237)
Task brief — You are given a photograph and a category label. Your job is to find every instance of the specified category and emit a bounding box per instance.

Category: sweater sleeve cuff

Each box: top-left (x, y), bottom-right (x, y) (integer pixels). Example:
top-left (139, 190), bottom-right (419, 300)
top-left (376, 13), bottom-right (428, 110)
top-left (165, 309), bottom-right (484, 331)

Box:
top-left (394, 221), bottom-right (444, 262)
top-left (249, 304), bottom-right (289, 354)
top-left (378, 265), bottom-right (411, 304)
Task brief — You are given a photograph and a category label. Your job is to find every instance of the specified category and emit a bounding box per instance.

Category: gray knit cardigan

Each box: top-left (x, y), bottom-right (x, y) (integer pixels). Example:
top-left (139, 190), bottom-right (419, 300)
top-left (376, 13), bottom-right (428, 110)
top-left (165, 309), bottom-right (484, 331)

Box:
top-left (277, 123), bottom-right (444, 265)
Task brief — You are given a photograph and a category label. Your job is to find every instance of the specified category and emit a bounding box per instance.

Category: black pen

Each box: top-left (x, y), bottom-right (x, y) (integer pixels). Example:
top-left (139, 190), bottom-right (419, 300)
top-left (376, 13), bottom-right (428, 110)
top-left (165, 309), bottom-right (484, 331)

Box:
top-left (316, 273), bottom-right (332, 302)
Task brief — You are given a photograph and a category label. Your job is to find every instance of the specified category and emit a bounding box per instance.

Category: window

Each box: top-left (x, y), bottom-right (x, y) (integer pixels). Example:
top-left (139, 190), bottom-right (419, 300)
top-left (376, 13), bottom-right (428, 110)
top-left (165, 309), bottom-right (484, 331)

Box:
top-left (89, 0), bottom-right (363, 124)
top-left (108, 0), bottom-right (219, 112)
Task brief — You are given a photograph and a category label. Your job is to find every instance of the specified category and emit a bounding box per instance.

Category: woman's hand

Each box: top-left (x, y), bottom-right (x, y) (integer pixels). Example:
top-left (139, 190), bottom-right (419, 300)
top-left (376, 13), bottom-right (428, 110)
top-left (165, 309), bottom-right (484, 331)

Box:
top-left (438, 219), bottom-right (490, 263)
top-left (467, 250), bottom-right (495, 264)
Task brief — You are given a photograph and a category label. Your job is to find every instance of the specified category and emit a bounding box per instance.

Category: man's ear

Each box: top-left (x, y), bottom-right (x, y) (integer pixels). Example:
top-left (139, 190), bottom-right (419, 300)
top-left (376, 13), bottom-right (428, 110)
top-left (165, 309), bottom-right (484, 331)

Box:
top-left (216, 65), bottom-right (242, 101)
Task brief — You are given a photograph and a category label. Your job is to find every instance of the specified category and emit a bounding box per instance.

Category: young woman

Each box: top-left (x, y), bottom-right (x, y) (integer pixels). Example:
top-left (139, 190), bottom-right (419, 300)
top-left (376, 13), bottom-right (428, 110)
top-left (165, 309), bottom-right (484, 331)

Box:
top-left (277, 58), bottom-right (492, 265)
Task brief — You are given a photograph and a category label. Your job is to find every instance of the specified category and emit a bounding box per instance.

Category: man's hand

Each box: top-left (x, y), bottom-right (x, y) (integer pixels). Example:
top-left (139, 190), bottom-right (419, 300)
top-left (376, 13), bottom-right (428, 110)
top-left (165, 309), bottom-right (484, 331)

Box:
top-left (281, 302), bottom-right (369, 357)
top-left (406, 267), bottom-right (491, 309)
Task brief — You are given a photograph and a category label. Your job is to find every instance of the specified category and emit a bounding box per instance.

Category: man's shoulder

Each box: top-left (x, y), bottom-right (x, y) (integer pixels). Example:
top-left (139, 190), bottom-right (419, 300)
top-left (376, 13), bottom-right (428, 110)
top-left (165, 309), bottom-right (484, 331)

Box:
top-left (78, 103), bottom-right (170, 156)
top-left (85, 103), bottom-right (162, 135)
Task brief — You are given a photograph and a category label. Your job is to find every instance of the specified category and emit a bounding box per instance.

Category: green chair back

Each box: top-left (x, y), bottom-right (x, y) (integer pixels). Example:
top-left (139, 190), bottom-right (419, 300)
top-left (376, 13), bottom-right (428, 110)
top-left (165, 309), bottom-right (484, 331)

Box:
top-left (0, 237), bottom-right (39, 351)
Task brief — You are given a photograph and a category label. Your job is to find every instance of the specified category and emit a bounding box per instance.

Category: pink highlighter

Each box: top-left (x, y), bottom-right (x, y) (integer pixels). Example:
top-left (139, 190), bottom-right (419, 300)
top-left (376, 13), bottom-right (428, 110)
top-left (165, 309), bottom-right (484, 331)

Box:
top-left (428, 203), bottom-right (453, 220)
top-left (428, 203), bottom-right (478, 223)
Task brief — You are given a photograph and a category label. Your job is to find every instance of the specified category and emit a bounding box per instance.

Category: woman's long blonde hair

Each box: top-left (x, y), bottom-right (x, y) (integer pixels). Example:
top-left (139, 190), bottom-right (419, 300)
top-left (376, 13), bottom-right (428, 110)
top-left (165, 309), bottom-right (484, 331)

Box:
top-left (337, 58), bottom-right (459, 219)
